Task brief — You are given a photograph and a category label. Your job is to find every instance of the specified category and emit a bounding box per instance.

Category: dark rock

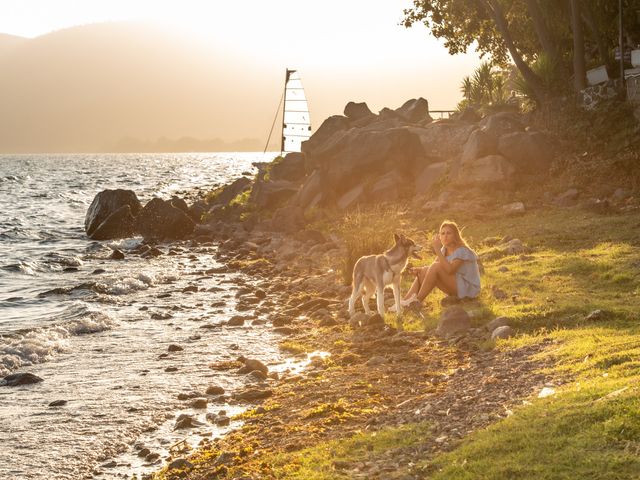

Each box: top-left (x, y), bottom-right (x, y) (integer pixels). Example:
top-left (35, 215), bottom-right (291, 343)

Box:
top-left (435, 306), bottom-right (471, 337)
top-left (90, 205), bottom-right (137, 240)
top-left (182, 285), bottom-right (198, 293)
top-left (210, 177), bottom-right (252, 206)
top-left (227, 316), bottom-right (245, 327)
top-left (1, 372), bottom-right (43, 387)
top-left (394, 97), bottom-right (431, 123)
top-left (479, 111), bottom-right (524, 139)
top-left (302, 116), bottom-right (351, 163)
top-left (190, 398), bottom-right (208, 409)
top-left (308, 127), bottom-right (425, 197)
top-left (414, 162), bottom-right (447, 196)
top-left (145, 452), bottom-right (160, 462)
top-left (135, 198), bottom-right (195, 241)
top-left (269, 153), bottom-right (307, 182)
top-left (109, 248), bottom-right (125, 260)
top-left (48, 399), bottom-right (67, 407)
top-left (456, 107), bottom-right (481, 123)
top-left (141, 246), bottom-right (163, 258)
top-left (369, 170), bottom-right (402, 203)
top-left (491, 325), bottom-right (515, 340)
top-left (271, 205), bottom-right (305, 233)
top-left (215, 415), bottom-right (230, 426)
top-left (168, 344), bottom-right (184, 352)
top-left (344, 101), bottom-right (374, 120)
top-left (458, 128), bottom-right (498, 171)
top-left (85, 189), bottom-right (141, 239)
top-left (273, 327), bottom-right (295, 335)
top-left (457, 154), bottom-right (515, 187)
top-left (170, 196), bottom-right (189, 214)
top-left (168, 458), bottom-right (193, 470)
top-left (497, 131), bottom-right (553, 174)
top-left (238, 357), bottom-right (268, 374)
top-left (337, 184), bottom-right (365, 210)
top-left (363, 313), bottom-right (385, 328)
top-left (486, 316), bottom-right (510, 331)
top-left (92, 268), bottom-right (106, 274)
top-left (205, 385), bottom-right (225, 395)
top-left (233, 389), bottom-right (273, 401)
top-left (165, 366), bottom-right (178, 372)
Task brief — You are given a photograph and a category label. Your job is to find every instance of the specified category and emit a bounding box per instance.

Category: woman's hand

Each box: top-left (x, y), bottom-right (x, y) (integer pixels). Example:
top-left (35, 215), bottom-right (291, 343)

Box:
top-left (432, 234), bottom-right (442, 253)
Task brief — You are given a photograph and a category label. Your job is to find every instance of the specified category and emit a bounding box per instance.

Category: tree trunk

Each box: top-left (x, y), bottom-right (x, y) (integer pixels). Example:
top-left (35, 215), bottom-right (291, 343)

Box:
top-left (525, 0), bottom-right (559, 65)
top-left (581, 1), bottom-right (609, 66)
top-left (485, 0), bottom-right (547, 102)
top-left (570, 0), bottom-right (587, 92)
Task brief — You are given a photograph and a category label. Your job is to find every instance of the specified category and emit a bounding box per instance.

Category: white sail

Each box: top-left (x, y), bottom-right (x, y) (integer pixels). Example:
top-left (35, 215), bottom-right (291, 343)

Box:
top-left (282, 69), bottom-right (312, 153)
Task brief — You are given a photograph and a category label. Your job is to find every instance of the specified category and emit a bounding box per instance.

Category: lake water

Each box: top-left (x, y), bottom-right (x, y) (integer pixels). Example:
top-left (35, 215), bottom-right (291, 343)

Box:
top-left (0, 153), bottom-right (292, 479)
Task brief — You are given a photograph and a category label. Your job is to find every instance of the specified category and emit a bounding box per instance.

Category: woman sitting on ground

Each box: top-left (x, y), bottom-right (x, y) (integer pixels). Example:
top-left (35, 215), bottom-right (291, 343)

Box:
top-left (402, 220), bottom-right (481, 305)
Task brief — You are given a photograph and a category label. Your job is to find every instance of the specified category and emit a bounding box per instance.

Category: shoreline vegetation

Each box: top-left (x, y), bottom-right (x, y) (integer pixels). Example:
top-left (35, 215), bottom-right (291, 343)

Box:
top-left (80, 96), bottom-right (640, 479)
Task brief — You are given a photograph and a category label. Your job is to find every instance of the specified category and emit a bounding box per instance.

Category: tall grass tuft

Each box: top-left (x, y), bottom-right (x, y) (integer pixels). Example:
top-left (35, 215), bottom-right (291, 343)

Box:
top-left (337, 205), bottom-right (400, 286)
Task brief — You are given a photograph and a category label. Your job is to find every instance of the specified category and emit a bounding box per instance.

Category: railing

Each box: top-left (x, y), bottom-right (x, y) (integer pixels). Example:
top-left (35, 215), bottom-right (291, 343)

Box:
top-left (429, 110), bottom-right (457, 119)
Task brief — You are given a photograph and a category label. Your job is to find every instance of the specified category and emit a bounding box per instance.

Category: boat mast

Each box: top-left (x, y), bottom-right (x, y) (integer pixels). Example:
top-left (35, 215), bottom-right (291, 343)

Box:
top-left (281, 69), bottom-right (293, 156)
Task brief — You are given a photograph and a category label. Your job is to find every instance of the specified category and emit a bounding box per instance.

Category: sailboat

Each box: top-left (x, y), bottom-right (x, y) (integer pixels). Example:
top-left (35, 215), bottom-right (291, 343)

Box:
top-left (264, 69), bottom-right (312, 155)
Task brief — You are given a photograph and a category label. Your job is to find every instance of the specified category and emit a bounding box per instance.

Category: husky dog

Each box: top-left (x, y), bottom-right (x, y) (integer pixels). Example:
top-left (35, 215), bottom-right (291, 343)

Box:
top-left (348, 233), bottom-right (421, 317)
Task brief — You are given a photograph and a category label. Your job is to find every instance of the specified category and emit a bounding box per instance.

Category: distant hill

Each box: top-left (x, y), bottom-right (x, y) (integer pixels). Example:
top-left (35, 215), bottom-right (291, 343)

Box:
top-left (0, 33), bottom-right (28, 58)
top-left (0, 23), bottom-right (282, 153)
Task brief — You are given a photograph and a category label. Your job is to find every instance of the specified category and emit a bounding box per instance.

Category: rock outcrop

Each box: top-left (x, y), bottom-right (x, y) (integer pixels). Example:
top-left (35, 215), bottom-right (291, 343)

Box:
top-left (135, 198), bottom-right (195, 241)
top-left (84, 189), bottom-right (141, 240)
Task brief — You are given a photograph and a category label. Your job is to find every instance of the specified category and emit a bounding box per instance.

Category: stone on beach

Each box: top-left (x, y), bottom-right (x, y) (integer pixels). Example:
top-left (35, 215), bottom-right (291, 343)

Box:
top-left (435, 306), bottom-right (471, 337)
top-left (85, 189), bottom-right (142, 239)
top-left (1, 372), bottom-right (44, 387)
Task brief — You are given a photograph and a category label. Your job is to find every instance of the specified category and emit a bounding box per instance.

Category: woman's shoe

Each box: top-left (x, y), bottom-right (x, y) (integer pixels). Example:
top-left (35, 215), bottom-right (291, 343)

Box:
top-left (401, 294), bottom-right (418, 307)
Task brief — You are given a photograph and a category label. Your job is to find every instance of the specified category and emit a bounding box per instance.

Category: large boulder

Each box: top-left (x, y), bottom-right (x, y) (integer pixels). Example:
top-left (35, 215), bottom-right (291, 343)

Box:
top-left (309, 127), bottom-right (425, 195)
top-left (415, 162), bottom-right (447, 196)
top-left (85, 189), bottom-right (142, 239)
top-left (497, 131), bottom-right (554, 174)
top-left (406, 122), bottom-right (476, 160)
top-left (337, 184), bottom-right (366, 210)
top-left (89, 205), bottom-right (137, 240)
top-left (211, 177), bottom-right (252, 206)
top-left (250, 179), bottom-right (299, 209)
top-left (269, 153), bottom-right (307, 182)
top-left (479, 112), bottom-right (524, 138)
top-left (460, 129), bottom-right (498, 166)
top-left (270, 205), bottom-right (305, 233)
top-left (1, 372), bottom-right (43, 387)
top-left (394, 97), bottom-right (432, 123)
top-left (291, 170), bottom-right (323, 210)
top-left (302, 115), bottom-right (351, 155)
top-left (344, 101), bottom-right (374, 121)
top-left (369, 170), bottom-right (402, 203)
top-left (135, 198), bottom-right (195, 241)
top-left (435, 306), bottom-right (471, 337)
top-left (458, 155), bottom-right (515, 187)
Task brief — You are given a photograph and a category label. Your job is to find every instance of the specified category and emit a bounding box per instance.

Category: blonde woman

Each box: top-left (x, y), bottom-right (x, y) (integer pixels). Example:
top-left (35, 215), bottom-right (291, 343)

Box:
top-left (402, 220), bottom-right (481, 305)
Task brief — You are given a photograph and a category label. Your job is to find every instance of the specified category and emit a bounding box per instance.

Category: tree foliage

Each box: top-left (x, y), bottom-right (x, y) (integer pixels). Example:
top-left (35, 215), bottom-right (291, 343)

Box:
top-left (403, 0), bottom-right (640, 102)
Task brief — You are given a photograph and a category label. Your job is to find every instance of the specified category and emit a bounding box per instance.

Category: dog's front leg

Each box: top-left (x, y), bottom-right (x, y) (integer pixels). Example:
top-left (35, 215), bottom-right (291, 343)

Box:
top-left (392, 278), bottom-right (401, 316)
top-left (376, 281), bottom-right (385, 316)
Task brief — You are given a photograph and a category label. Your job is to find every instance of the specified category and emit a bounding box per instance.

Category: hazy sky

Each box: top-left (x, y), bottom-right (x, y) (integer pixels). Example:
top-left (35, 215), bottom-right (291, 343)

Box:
top-left (0, 0), bottom-right (481, 110)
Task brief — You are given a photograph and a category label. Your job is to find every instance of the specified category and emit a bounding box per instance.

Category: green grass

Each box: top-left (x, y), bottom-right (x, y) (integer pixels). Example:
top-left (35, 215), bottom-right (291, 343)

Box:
top-left (268, 423), bottom-right (432, 479)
